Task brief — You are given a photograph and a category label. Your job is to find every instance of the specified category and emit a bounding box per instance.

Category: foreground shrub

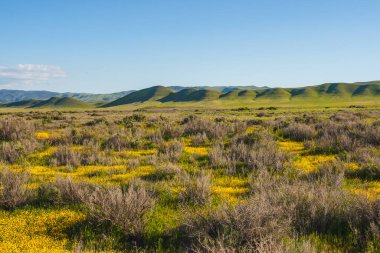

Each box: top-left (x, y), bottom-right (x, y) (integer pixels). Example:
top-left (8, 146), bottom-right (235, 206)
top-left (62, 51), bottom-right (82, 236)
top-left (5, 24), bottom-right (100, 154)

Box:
top-left (281, 123), bottom-right (317, 141)
top-left (183, 171), bottom-right (380, 252)
top-left (0, 119), bottom-right (35, 142)
top-left (177, 172), bottom-right (211, 205)
top-left (0, 139), bottom-right (40, 164)
top-left (50, 145), bottom-right (81, 167)
top-left (158, 140), bottom-right (183, 162)
top-left (209, 130), bottom-right (288, 174)
top-left (52, 177), bottom-right (92, 204)
top-left (0, 169), bottom-right (31, 210)
top-left (85, 180), bottom-right (155, 237)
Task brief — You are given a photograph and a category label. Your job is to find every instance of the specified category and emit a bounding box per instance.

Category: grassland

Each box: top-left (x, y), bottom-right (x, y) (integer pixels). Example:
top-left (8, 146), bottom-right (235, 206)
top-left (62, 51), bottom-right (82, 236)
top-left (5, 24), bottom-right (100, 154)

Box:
top-left (0, 104), bottom-right (379, 252)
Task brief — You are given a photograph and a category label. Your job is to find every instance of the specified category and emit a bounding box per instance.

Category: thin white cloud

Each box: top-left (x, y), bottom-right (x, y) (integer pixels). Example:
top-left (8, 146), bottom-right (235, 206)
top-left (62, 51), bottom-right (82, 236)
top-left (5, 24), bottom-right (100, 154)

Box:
top-left (0, 64), bottom-right (65, 87)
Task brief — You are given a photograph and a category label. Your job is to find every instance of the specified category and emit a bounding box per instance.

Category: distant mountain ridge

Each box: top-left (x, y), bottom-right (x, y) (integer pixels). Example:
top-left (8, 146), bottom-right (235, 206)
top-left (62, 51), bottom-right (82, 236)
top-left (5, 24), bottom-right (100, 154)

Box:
top-left (101, 81), bottom-right (380, 107)
top-left (0, 85), bottom-right (266, 103)
top-left (0, 89), bottom-right (134, 103)
top-left (2, 81), bottom-right (379, 108)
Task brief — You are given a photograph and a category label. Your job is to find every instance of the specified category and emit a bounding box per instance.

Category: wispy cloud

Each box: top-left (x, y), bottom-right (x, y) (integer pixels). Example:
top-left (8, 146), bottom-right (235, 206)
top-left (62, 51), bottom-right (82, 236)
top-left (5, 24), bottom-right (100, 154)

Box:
top-left (0, 64), bottom-right (65, 87)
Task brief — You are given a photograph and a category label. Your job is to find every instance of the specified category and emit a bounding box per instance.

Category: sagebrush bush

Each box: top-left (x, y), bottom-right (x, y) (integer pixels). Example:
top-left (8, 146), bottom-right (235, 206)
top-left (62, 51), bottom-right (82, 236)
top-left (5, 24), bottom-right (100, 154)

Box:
top-left (0, 169), bottom-right (31, 210)
top-left (158, 140), bottom-right (183, 162)
top-left (0, 119), bottom-right (35, 142)
top-left (50, 145), bottom-right (81, 167)
top-left (177, 172), bottom-right (211, 205)
top-left (52, 177), bottom-right (93, 204)
top-left (184, 170), bottom-right (380, 252)
top-left (281, 123), bottom-right (317, 141)
top-left (85, 179), bottom-right (155, 237)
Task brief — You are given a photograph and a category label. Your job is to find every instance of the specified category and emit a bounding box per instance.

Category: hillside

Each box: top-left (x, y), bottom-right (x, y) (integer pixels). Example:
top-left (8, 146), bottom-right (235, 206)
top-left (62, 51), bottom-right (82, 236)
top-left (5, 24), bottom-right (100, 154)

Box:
top-left (29, 97), bottom-right (93, 108)
top-left (2, 81), bottom-right (379, 109)
top-left (159, 89), bottom-right (221, 102)
top-left (102, 86), bottom-right (173, 107)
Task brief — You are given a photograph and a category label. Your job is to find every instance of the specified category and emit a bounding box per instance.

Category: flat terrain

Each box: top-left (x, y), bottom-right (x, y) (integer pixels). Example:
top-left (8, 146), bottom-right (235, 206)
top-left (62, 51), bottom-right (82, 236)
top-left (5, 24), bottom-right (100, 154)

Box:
top-left (0, 105), bottom-right (379, 252)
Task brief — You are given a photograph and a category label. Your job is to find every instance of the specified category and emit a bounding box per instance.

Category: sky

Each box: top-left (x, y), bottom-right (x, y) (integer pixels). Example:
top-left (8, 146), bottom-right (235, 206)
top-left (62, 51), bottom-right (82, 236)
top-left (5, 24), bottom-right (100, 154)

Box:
top-left (1, 0), bottom-right (380, 93)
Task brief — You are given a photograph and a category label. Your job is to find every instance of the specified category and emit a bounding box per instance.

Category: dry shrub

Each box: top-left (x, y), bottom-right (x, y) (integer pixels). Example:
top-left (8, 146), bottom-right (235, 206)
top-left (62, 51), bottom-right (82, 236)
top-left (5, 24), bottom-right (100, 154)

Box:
top-left (127, 158), bottom-right (140, 169)
top-left (0, 169), bottom-right (31, 210)
top-left (209, 130), bottom-right (288, 173)
top-left (0, 119), bottom-right (35, 142)
top-left (0, 139), bottom-right (40, 164)
top-left (184, 170), bottom-right (380, 252)
top-left (191, 133), bottom-right (209, 146)
top-left (177, 172), bottom-right (211, 205)
top-left (154, 163), bottom-right (181, 180)
top-left (158, 140), bottom-right (183, 162)
top-left (148, 130), bottom-right (164, 145)
top-left (85, 179), bottom-right (155, 237)
top-left (52, 177), bottom-right (93, 204)
top-left (281, 123), bottom-right (317, 141)
top-left (182, 115), bottom-right (227, 140)
top-left (346, 148), bottom-right (380, 180)
top-left (103, 134), bottom-right (131, 151)
top-left (51, 177), bottom-right (155, 237)
top-left (50, 145), bottom-right (81, 167)
top-left (160, 122), bottom-right (184, 140)
top-left (307, 119), bottom-right (380, 154)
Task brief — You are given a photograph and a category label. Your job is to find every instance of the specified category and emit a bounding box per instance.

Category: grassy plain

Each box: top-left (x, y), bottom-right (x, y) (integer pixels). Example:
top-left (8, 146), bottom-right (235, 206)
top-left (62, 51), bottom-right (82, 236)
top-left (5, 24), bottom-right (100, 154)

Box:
top-left (0, 101), bottom-right (379, 252)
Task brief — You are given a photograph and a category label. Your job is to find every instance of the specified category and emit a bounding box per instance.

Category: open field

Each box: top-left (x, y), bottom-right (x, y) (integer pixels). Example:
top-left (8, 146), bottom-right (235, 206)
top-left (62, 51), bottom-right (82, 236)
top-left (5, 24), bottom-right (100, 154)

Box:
top-left (0, 105), bottom-right (379, 252)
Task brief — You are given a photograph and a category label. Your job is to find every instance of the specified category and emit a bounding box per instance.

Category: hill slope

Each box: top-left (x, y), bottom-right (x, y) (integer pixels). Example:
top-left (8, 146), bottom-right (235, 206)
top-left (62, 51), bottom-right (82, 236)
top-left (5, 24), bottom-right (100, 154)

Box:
top-left (102, 86), bottom-right (173, 107)
top-left (29, 97), bottom-right (93, 108)
top-left (159, 89), bottom-right (221, 102)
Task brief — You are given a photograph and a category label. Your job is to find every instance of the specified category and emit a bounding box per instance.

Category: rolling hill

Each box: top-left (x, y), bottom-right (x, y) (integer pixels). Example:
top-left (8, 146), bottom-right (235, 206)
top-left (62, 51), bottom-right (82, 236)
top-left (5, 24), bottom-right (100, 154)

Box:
top-left (2, 81), bottom-right (379, 109)
top-left (102, 86), bottom-right (173, 107)
top-left (159, 88), bottom-right (221, 102)
top-left (28, 97), bottom-right (94, 108)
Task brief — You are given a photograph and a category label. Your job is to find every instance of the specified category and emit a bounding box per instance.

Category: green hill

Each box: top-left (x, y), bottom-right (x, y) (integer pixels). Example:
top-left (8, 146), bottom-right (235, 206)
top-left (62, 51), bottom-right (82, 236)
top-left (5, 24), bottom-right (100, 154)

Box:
top-left (220, 90), bottom-right (257, 100)
top-left (159, 89), bottom-right (221, 102)
top-left (352, 83), bottom-right (380, 97)
top-left (256, 88), bottom-right (292, 100)
top-left (29, 97), bottom-right (93, 108)
top-left (290, 87), bottom-right (319, 99)
top-left (102, 86), bottom-right (173, 107)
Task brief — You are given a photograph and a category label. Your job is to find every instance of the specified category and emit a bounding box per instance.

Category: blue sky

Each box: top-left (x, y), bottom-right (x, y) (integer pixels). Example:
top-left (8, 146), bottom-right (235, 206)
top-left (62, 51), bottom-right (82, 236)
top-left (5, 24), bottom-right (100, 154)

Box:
top-left (1, 0), bottom-right (379, 93)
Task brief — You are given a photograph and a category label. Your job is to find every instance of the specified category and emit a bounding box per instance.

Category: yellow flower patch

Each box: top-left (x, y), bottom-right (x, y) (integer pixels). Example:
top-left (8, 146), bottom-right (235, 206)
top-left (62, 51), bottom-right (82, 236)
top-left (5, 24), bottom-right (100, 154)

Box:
top-left (184, 146), bottom-right (208, 156)
top-left (211, 186), bottom-right (249, 203)
top-left (292, 155), bottom-right (336, 173)
top-left (213, 176), bottom-right (248, 188)
top-left (349, 181), bottom-right (380, 200)
top-left (0, 209), bottom-right (86, 253)
top-left (278, 141), bottom-right (304, 153)
top-left (118, 149), bottom-right (157, 157)
top-left (35, 132), bottom-right (50, 140)
top-left (30, 147), bottom-right (58, 160)
top-left (245, 126), bottom-right (257, 134)
top-left (107, 165), bottom-right (156, 184)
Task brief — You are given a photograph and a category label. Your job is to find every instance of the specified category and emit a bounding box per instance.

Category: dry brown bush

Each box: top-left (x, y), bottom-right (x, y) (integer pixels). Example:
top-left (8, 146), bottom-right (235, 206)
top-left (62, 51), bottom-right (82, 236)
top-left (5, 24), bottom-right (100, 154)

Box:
top-left (0, 169), bottom-right (31, 210)
top-left (85, 179), bottom-right (155, 237)
top-left (52, 177), bottom-right (93, 204)
top-left (177, 172), bottom-right (211, 205)
top-left (184, 169), bottom-right (380, 252)
top-left (281, 123), bottom-right (317, 141)
top-left (0, 119), bottom-right (35, 142)
top-left (50, 145), bottom-right (81, 167)
top-left (158, 140), bottom-right (183, 162)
